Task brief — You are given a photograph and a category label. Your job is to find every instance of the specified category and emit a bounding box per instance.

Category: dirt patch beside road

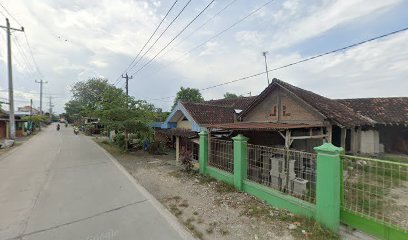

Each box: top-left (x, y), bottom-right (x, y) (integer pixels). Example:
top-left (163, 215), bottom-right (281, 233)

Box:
top-left (96, 140), bottom-right (339, 240)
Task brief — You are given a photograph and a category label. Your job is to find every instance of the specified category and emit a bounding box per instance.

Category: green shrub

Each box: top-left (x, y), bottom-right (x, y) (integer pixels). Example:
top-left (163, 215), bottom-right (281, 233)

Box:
top-left (113, 133), bottom-right (126, 149)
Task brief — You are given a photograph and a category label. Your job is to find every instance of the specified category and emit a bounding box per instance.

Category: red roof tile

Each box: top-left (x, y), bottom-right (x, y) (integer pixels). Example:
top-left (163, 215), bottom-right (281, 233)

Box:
top-left (204, 96), bottom-right (256, 110)
top-left (204, 122), bottom-right (324, 130)
top-left (181, 102), bottom-right (236, 125)
top-left (240, 79), bottom-right (374, 127)
top-left (337, 98), bottom-right (408, 125)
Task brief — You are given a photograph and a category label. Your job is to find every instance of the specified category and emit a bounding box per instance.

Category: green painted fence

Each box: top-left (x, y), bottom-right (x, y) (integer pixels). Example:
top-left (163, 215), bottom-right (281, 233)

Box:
top-left (198, 131), bottom-right (408, 240)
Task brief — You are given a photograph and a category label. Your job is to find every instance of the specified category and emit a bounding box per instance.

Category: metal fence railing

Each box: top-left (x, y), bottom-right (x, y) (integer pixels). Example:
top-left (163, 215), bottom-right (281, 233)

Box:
top-left (209, 139), bottom-right (233, 173)
top-left (247, 144), bottom-right (317, 203)
top-left (341, 155), bottom-right (408, 230)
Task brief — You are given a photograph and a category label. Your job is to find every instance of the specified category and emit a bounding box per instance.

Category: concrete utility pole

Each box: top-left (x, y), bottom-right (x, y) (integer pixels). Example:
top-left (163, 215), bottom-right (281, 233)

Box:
top-left (121, 73), bottom-right (132, 96)
top-left (29, 99), bottom-right (33, 132)
top-left (121, 73), bottom-right (132, 151)
top-left (0, 18), bottom-right (24, 139)
top-left (262, 51), bottom-right (270, 85)
top-left (30, 99), bottom-right (33, 117)
top-left (48, 96), bottom-right (53, 121)
top-left (35, 80), bottom-right (47, 130)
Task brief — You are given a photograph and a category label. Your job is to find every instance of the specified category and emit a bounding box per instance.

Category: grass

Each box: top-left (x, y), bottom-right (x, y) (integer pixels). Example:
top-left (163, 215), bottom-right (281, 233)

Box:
top-left (380, 154), bottom-right (408, 164)
top-left (214, 181), bottom-right (236, 193)
top-left (206, 222), bottom-right (217, 234)
top-left (240, 198), bottom-right (340, 240)
top-left (290, 216), bottom-right (340, 240)
top-left (184, 217), bottom-right (203, 239)
top-left (169, 204), bottom-right (183, 217)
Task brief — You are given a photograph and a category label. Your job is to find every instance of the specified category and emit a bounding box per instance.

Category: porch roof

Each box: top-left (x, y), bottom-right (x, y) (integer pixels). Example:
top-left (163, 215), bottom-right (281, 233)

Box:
top-left (204, 122), bottom-right (324, 131)
top-left (155, 128), bottom-right (198, 138)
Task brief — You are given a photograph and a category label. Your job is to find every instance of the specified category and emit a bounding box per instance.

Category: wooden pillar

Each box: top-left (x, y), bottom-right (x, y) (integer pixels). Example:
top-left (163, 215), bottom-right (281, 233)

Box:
top-left (340, 128), bottom-right (346, 150)
top-left (176, 136), bottom-right (180, 163)
top-left (356, 126), bottom-right (361, 153)
top-left (285, 130), bottom-right (291, 148)
top-left (326, 125), bottom-right (332, 143)
top-left (350, 127), bottom-right (358, 154)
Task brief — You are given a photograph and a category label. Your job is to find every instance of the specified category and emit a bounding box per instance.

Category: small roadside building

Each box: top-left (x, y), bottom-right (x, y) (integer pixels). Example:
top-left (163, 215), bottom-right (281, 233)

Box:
top-left (155, 97), bottom-right (255, 162)
top-left (0, 110), bottom-right (30, 139)
top-left (206, 78), bottom-right (408, 155)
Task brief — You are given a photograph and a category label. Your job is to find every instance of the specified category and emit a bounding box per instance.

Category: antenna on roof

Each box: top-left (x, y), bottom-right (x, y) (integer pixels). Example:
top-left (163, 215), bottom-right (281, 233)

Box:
top-left (262, 51), bottom-right (270, 85)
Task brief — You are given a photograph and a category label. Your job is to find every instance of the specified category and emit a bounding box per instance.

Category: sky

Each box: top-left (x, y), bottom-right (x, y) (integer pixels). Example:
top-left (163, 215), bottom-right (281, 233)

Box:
top-left (0, 0), bottom-right (407, 113)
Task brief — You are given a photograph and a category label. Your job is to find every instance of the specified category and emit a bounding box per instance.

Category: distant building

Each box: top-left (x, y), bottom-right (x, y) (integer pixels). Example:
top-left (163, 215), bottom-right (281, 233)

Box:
top-left (17, 105), bottom-right (40, 115)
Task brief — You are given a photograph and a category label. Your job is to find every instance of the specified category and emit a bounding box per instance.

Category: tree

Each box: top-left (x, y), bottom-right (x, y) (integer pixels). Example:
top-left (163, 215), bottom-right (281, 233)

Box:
top-left (22, 115), bottom-right (48, 130)
top-left (172, 87), bottom-right (203, 109)
top-left (223, 92), bottom-right (243, 99)
top-left (64, 77), bottom-right (161, 150)
top-left (65, 77), bottom-right (112, 120)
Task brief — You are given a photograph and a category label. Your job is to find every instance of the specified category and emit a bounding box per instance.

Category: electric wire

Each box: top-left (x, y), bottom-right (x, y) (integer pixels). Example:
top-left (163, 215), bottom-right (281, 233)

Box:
top-left (146, 26), bottom-right (408, 101)
top-left (135, 0), bottom-right (276, 77)
top-left (0, 1), bottom-right (22, 26)
top-left (131, 0), bottom-right (216, 75)
top-left (160, 0), bottom-right (239, 61)
top-left (120, 0), bottom-right (194, 81)
top-left (113, 0), bottom-right (179, 85)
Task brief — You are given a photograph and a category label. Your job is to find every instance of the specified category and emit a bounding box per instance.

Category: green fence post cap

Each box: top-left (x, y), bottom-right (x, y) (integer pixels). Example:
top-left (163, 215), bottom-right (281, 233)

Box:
top-left (314, 143), bottom-right (343, 155)
top-left (199, 130), bottom-right (208, 136)
top-left (232, 134), bottom-right (248, 141)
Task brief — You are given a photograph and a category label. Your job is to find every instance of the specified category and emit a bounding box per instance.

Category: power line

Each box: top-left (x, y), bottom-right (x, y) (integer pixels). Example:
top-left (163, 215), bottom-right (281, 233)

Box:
top-left (121, 0), bottom-right (193, 80)
top-left (146, 26), bottom-right (408, 101)
top-left (131, 0), bottom-right (216, 75)
top-left (160, 0), bottom-right (238, 59)
top-left (0, 2), bottom-right (22, 26)
top-left (136, 0), bottom-right (276, 77)
top-left (0, 1), bottom-right (43, 78)
top-left (23, 32), bottom-right (43, 78)
top-left (12, 35), bottom-right (38, 79)
top-left (114, 0), bottom-right (179, 85)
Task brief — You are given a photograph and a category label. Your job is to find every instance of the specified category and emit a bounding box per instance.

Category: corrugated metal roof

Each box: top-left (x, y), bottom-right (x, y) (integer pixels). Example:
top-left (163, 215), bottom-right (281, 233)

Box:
top-left (204, 122), bottom-right (324, 130)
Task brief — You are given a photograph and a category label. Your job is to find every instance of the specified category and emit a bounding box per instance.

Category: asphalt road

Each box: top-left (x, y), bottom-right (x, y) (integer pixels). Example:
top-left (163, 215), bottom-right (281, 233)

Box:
top-left (0, 124), bottom-right (193, 240)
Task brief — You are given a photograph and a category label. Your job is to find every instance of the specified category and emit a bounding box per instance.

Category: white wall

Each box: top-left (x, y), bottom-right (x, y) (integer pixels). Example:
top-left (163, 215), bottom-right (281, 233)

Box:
top-left (360, 129), bottom-right (381, 154)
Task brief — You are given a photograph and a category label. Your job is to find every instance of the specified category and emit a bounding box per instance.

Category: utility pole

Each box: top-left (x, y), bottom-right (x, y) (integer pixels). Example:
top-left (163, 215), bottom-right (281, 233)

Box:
top-left (0, 18), bottom-right (24, 139)
top-left (48, 96), bottom-right (53, 121)
top-left (121, 73), bottom-right (132, 151)
top-left (121, 73), bottom-right (132, 96)
top-left (30, 99), bottom-right (33, 132)
top-left (35, 80), bottom-right (47, 130)
top-left (262, 51), bottom-right (270, 85)
top-left (30, 99), bottom-right (33, 117)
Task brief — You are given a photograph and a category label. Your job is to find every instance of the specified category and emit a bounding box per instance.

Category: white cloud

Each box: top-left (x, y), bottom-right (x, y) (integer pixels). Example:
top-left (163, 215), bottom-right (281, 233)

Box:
top-left (199, 41), bottom-right (219, 56)
top-left (235, 31), bottom-right (264, 46)
top-left (269, 0), bottom-right (401, 50)
top-left (0, 0), bottom-right (406, 112)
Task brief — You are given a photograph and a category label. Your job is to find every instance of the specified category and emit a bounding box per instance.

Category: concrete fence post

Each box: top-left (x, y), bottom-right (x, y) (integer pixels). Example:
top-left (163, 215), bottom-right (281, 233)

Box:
top-left (232, 134), bottom-right (248, 191)
top-left (314, 143), bottom-right (343, 232)
top-left (199, 131), bottom-right (208, 174)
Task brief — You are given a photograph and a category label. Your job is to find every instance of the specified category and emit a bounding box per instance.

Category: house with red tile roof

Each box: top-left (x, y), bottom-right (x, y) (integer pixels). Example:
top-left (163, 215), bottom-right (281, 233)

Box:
top-left (205, 78), bottom-right (408, 155)
top-left (155, 78), bottom-right (408, 157)
top-left (155, 97), bottom-right (255, 162)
